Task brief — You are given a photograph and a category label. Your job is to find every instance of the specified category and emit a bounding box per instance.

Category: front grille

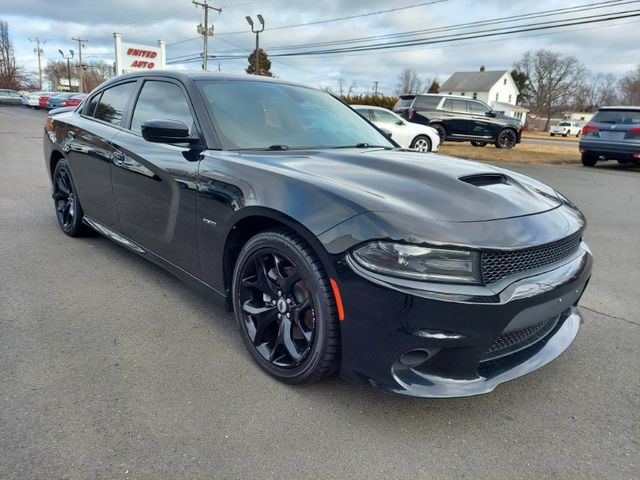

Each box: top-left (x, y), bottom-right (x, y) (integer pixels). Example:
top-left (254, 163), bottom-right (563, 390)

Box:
top-left (481, 316), bottom-right (559, 361)
top-left (481, 235), bottom-right (582, 285)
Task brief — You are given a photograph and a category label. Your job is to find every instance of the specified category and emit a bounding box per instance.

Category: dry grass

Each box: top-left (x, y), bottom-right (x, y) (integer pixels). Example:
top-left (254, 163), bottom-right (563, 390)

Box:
top-left (438, 141), bottom-right (580, 164)
top-left (523, 131), bottom-right (580, 143)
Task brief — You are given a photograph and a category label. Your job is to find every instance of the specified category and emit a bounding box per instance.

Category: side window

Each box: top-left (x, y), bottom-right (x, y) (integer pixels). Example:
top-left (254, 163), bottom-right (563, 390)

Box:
top-left (414, 95), bottom-right (441, 109)
top-left (468, 101), bottom-right (489, 114)
top-left (84, 93), bottom-right (101, 117)
top-left (443, 99), bottom-right (467, 113)
top-left (94, 82), bottom-right (137, 125)
top-left (372, 109), bottom-right (399, 124)
top-left (130, 81), bottom-right (195, 134)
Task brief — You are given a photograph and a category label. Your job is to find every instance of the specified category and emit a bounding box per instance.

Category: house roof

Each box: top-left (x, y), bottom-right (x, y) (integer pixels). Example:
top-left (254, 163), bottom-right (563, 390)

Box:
top-left (440, 70), bottom-right (508, 93)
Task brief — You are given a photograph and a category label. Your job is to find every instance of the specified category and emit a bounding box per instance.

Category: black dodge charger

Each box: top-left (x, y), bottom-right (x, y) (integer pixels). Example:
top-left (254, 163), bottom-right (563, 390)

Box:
top-left (43, 71), bottom-right (592, 398)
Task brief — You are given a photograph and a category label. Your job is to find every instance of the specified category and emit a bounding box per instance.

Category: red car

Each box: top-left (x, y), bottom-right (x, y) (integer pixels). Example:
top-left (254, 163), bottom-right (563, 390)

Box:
top-left (38, 95), bottom-right (51, 109)
top-left (63, 94), bottom-right (87, 107)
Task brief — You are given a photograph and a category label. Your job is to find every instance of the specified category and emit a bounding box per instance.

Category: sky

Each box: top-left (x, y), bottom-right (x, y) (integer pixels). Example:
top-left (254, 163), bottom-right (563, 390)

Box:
top-left (2, 0), bottom-right (640, 95)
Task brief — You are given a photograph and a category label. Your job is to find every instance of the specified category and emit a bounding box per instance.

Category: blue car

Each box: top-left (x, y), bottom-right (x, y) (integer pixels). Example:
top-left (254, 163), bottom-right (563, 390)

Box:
top-left (46, 93), bottom-right (76, 110)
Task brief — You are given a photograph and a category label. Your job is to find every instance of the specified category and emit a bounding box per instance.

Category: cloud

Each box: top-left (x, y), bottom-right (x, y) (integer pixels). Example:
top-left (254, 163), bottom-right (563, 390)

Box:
top-left (3, 0), bottom-right (640, 94)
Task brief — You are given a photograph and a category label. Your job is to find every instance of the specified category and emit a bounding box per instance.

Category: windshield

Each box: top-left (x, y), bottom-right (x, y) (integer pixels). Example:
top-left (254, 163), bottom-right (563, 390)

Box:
top-left (197, 80), bottom-right (394, 150)
top-left (558, 122), bottom-right (571, 126)
top-left (592, 109), bottom-right (640, 125)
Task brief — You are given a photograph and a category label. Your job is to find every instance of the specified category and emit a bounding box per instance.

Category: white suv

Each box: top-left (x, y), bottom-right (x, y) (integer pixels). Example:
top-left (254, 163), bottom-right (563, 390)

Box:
top-left (550, 121), bottom-right (581, 137)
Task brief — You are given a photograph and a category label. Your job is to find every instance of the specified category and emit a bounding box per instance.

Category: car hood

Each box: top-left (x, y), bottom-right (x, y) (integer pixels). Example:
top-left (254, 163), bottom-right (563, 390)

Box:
top-left (240, 148), bottom-right (562, 223)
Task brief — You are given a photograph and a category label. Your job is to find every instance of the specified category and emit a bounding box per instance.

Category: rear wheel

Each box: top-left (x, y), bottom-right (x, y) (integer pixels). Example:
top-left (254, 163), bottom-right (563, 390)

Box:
top-left (432, 124), bottom-right (446, 143)
top-left (471, 141), bottom-right (487, 147)
top-left (550, 133), bottom-right (555, 137)
top-left (495, 129), bottom-right (517, 149)
top-left (232, 229), bottom-right (340, 384)
top-left (52, 159), bottom-right (90, 236)
top-left (410, 135), bottom-right (432, 152)
top-left (581, 153), bottom-right (598, 167)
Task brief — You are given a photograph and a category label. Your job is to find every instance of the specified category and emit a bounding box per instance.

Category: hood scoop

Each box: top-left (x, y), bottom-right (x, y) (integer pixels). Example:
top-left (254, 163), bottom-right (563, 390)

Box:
top-left (459, 173), bottom-right (508, 187)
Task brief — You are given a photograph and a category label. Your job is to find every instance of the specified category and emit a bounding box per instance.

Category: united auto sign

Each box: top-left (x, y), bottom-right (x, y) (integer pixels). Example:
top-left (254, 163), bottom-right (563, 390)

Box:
top-left (122, 42), bottom-right (161, 70)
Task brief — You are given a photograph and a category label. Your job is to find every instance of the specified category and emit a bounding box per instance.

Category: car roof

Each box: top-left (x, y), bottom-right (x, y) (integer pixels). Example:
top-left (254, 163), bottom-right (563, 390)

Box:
top-left (351, 105), bottom-right (394, 111)
top-left (102, 70), bottom-right (309, 90)
top-left (597, 106), bottom-right (640, 111)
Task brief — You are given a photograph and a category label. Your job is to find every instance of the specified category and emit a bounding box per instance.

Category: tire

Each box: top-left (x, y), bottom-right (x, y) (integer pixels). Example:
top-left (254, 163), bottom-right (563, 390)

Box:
top-left (562, 133), bottom-right (568, 137)
top-left (52, 159), bottom-right (90, 236)
top-left (232, 229), bottom-right (341, 384)
top-left (581, 153), bottom-right (598, 167)
top-left (495, 128), bottom-right (517, 149)
top-left (432, 124), bottom-right (446, 143)
top-left (550, 133), bottom-right (555, 137)
top-left (410, 135), bottom-right (432, 152)
top-left (471, 141), bottom-right (487, 147)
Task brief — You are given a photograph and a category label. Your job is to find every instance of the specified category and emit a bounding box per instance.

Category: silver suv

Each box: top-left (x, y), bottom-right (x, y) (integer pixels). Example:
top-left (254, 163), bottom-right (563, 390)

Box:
top-left (579, 107), bottom-right (640, 166)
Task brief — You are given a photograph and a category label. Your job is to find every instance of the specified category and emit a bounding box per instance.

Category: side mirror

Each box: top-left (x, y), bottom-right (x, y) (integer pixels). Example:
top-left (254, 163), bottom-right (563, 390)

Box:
top-left (381, 128), bottom-right (393, 138)
top-left (395, 119), bottom-right (405, 125)
top-left (141, 119), bottom-right (193, 144)
top-left (485, 111), bottom-right (497, 117)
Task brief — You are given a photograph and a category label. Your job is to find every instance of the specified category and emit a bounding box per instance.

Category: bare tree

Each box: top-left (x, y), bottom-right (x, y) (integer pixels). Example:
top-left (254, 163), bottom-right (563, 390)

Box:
top-left (572, 73), bottom-right (618, 111)
top-left (396, 67), bottom-right (424, 95)
top-left (514, 50), bottom-right (587, 130)
top-left (0, 20), bottom-right (26, 89)
top-left (45, 58), bottom-right (113, 91)
top-left (618, 66), bottom-right (640, 105)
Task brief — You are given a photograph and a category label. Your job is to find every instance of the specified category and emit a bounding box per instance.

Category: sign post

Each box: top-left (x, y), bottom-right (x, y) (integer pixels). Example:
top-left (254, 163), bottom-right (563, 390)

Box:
top-left (113, 33), bottom-right (167, 75)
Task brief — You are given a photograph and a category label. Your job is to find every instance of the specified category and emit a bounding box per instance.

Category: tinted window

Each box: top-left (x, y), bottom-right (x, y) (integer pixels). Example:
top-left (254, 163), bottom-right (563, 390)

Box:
top-left (372, 109), bottom-right (399, 124)
top-left (395, 96), bottom-right (415, 109)
top-left (443, 99), bottom-right (467, 113)
top-left (592, 110), bottom-right (640, 125)
top-left (198, 80), bottom-right (393, 150)
top-left (94, 82), bottom-right (137, 126)
top-left (131, 81), bottom-right (195, 134)
top-left (414, 95), bottom-right (441, 109)
top-left (468, 101), bottom-right (489, 114)
top-left (84, 93), bottom-right (101, 117)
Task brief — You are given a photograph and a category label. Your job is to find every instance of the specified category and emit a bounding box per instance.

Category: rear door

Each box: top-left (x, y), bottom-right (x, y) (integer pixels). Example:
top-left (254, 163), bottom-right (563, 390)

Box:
top-left (65, 81), bottom-right (139, 228)
top-left (466, 99), bottom-right (495, 138)
top-left (110, 78), bottom-right (202, 274)
top-left (371, 108), bottom-right (410, 146)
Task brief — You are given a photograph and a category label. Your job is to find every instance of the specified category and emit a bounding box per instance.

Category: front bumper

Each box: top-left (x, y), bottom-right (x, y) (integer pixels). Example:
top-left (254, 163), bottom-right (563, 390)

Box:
top-left (335, 242), bottom-right (592, 398)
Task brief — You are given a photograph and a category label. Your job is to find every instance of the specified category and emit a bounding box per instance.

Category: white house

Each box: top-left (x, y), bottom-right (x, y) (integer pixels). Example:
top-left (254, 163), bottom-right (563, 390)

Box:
top-left (439, 67), bottom-right (528, 121)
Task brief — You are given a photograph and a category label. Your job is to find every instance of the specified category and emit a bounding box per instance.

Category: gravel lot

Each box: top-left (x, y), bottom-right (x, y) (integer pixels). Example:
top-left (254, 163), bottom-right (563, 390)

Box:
top-left (1, 106), bottom-right (638, 479)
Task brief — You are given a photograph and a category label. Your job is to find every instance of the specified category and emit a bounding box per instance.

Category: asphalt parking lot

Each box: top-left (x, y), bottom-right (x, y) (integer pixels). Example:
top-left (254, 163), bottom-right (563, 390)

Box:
top-left (1, 105), bottom-right (638, 480)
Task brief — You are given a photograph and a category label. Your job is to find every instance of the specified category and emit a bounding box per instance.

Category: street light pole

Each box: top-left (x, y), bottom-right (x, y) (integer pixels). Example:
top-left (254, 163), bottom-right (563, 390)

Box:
top-left (246, 15), bottom-right (265, 76)
top-left (59, 49), bottom-right (74, 91)
top-left (72, 37), bottom-right (88, 93)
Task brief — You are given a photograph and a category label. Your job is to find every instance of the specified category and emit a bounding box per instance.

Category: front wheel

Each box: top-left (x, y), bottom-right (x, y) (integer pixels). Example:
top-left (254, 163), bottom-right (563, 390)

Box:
top-left (495, 129), bottom-right (517, 149)
top-left (232, 229), bottom-right (341, 384)
top-left (431, 124), bottom-right (446, 143)
top-left (410, 135), bottom-right (432, 152)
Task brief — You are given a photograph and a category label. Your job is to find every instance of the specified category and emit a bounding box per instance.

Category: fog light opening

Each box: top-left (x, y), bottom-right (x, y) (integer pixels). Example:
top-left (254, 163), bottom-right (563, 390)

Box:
top-left (399, 349), bottom-right (430, 367)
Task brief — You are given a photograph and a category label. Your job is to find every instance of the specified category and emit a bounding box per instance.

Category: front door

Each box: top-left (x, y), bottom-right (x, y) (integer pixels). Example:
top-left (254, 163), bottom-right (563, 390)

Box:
top-left (110, 79), bottom-right (202, 275)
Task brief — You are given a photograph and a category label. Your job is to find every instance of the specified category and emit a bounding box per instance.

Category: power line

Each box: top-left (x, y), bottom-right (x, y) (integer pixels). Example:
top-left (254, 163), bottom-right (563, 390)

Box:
top-left (200, 8), bottom-right (640, 59)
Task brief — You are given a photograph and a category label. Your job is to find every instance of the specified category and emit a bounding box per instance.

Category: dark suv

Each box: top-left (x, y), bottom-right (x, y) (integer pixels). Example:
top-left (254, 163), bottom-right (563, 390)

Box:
top-left (393, 94), bottom-right (522, 149)
top-left (579, 106), bottom-right (640, 167)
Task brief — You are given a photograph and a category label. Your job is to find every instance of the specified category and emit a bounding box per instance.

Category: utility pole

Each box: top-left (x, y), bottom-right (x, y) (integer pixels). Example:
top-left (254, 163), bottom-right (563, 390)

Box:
top-left (193, 0), bottom-right (221, 71)
top-left (59, 49), bottom-right (74, 91)
top-left (29, 37), bottom-right (45, 90)
top-left (373, 81), bottom-right (379, 97)
top-left (72, 37), bottom-right (88, 93)
top-left (245, 15), bottom-right (265, 75)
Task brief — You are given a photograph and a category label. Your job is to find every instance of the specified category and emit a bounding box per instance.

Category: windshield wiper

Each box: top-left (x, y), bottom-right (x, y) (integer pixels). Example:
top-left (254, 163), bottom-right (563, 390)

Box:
top-left (267, 144), bottom-right (289, 150)
top-left (331, 143), bottom-right (393, 149)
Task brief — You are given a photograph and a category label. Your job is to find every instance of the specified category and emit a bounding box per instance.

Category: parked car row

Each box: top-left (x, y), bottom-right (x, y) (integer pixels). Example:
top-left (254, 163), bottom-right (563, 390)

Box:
top-left (12, 90), bottom-right (87, 110)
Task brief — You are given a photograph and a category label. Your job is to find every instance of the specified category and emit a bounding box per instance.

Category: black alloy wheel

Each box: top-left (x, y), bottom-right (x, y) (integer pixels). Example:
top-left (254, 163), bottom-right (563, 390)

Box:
top-left (232, 229), bottom-right (340, 383)
top-left (432, 124), bottom-right (446, 143)
top-left (495, 129), bottom-right (517, 149)
top-left (52, 159), bottom-right (88, 236)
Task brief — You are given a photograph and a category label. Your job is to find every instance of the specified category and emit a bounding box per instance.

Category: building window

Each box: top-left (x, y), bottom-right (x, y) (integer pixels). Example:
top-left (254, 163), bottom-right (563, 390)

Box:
top-left (495, 92), bottom-right (499, 101)
top-left (508, 94), bottom-right (512, 103)
top-left (461, 92), bottom-right (465, 96)
top-left (503, 78), bottom-right (507, 85)
top-left (448, 92), bottom-right (452, 95)
top-left (472, 92), bottom-right (477, 99)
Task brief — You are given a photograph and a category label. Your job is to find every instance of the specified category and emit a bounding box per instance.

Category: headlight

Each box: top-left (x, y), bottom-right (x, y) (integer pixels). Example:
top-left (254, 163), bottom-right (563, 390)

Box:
top-left (351, 242), bottom-right (481, 284)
